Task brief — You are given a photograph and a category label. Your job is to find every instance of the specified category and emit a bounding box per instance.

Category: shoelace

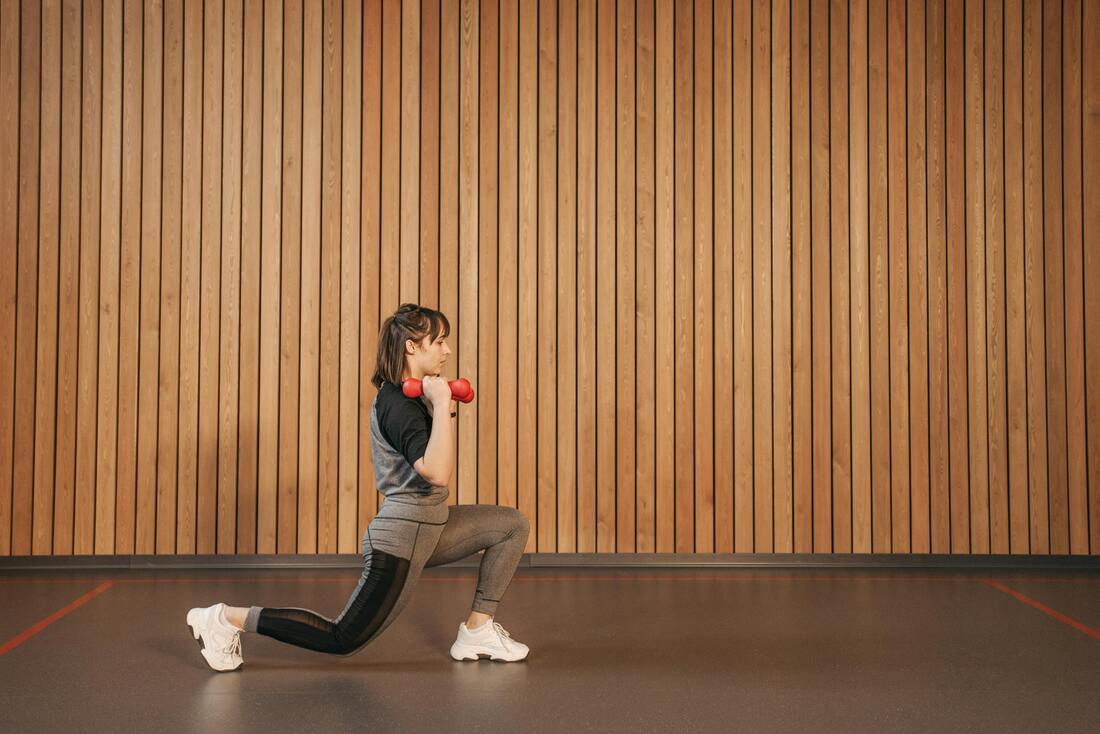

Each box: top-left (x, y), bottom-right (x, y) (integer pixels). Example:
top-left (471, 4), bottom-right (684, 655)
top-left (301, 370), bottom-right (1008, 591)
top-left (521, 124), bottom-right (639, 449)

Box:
top-left (491, 622), bottom-right (512, 640)
top-left (223, 631), bottom-right (242, 658)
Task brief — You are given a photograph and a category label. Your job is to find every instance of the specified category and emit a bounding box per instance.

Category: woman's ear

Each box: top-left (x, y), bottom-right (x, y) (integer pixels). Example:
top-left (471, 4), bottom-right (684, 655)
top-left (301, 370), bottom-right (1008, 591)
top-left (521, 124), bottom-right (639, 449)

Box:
top-left (405, 338), bottom-right (417, 355)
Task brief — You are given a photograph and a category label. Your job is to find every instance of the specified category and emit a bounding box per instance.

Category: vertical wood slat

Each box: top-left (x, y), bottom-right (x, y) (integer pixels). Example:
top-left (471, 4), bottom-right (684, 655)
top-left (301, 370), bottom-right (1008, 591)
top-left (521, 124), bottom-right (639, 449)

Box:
top-left (751, 0), bottom-right (773, 553)
top-left (1042, 0), bottom-right (1069, 555)
top-left (556, 0), bottom-right (575, 544)
top-left (791, 0), bottom-right (812, 552)
top-left (480, 0), bottom-right (500, 511)
top-left (156, 0), bottom-right (182, 555)
top-left (115, 0), bottom-right (142, 556)
top-left (0, 0), bottom-right (17, 554)
top-left (887, 0), bottom-right (912, 553)
top-left (317, 0), bottom-right (341, 554)
top-left (234, 0), bottom-right (257, 550)
top-left (380, 0), bottom-right (400, 319)
top-left (278, 0), bottom-right (303, 552)
top-left (653, 0), bottom-right (675, 554)
top-left (257, 0), bottom-right (283, 554)
top-left (1003, 0), bottom-right (1029, 554)
top-left (635, 0), bottom-right (656, 553)
top-left (810, 0), bottom-right (830, 552)
top-left (829, 0), bottom-right (851, 554)
top-left (536, 0), bottom-right (555, 549)
top-left (984, 0), bottom-right (1008, 554)
top-left (926, 0), bottom-right (951, 554)
top-left (177, 0), bottom-right (201, 554)
top-left (1083, 0), bottom-right (1100, 554)
top-left (945, 0), bottom-right (970, 553)
top-left (517, 0), bottom-right (537, 548)
top-left (419, 0), bottom-right (440, 307)
top-left (297, 0), bottom-right (322, 554)
top-left (499, 0), bottom-right (519, 510)
top-left (869, 0), bottom-right (892, 552)
top-left (1061, 0), bottom-right (1087, 555)
top-left (96, 0), bottom-right (121, 555)
top-left (339, 0), bottom-right (363, 554)
top-left (1023, 0), bottom-right (1050, 553)
top-left (218, 0), bottom-right (242, 555)
top-left (712, 0), bottom-right (734, 554)
top-left (4, 0), bottom-right (1100, 559)
top-left (693, 0), bottom-right (713, 554)
top-left (732, 0), bottom-right (753, 553)
top-left (360, 0), bottom-right (383, 531)
top-left (401, 0), bottom-right (420, 304)
top-left (137, 0), bottom-right (164, 555)
top-left (618, 0), bottom-right (637, 553)
top-left (32, 0), bottom-right (60, 556)
top-left (0, 0), bottom-right (19, 557)
top-left (458, 0), bottom-right (479, 510)
top-left (499, 0), bottom-right (520, 514)
top-left (574, 0), bottom-right (597, 547)
top-left (963, 0), bottom-right (988, 555)
top-left (239, 0), bottom-right (263, 554)
top-left (157, 0), bottom-right (182, 556)
top-left (673, 0), bottom-right (694, 553)
top-left (438, 0), bottom-right (459, 508)
top-left (848, 0), bottom-right (872, 553)
top-left (12, 0), bottom-right (40, 556)
top-left (196, 0), bottom-right (223, 555)
top-left (594, 0), bottom-right (615, 553)
top-left (771, 0), bottom-right (792, 554)
top-left (55, 0), bottom-right (83, 555)
top-left (907, 0), bottom-right (930, 554)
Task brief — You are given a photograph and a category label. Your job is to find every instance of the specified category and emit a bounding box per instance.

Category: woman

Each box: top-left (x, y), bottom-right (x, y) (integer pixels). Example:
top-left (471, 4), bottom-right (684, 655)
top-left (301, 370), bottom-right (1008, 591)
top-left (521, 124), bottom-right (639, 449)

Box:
top-left (186, 303), bottom-right (531, 671)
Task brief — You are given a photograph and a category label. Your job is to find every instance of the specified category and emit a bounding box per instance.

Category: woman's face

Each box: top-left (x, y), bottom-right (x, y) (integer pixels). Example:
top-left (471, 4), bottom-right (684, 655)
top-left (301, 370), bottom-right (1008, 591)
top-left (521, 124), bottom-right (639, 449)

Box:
top-left (405, 331), bottom-right (452, 378)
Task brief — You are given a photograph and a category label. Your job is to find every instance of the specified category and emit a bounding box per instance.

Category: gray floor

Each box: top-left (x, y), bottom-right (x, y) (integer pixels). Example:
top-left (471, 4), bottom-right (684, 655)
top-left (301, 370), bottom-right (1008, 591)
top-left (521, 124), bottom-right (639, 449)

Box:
top-left (1, 565), bottom-right (1098, 733)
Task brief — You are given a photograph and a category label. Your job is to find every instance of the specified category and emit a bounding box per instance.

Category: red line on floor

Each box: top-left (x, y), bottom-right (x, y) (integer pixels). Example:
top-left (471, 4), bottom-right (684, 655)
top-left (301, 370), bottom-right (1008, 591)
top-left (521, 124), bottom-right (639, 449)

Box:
top-left (0, 581), bottom-right (116, 657)
top-left (982, 579), bottom-right (1100, 642)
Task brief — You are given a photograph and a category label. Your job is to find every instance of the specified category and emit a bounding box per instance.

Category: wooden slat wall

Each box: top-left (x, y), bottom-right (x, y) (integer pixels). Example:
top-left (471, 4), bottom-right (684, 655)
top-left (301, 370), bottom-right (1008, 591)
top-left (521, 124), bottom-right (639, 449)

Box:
top-left (1, 0), bottom-right (1099, 557)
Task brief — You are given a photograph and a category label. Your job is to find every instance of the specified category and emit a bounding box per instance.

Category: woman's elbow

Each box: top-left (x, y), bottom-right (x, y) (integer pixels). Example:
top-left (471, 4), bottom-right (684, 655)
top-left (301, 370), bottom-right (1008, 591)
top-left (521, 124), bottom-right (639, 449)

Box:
top-left (424, 470), bottom-right (450, 487)
top-left (414, 458), bottom-right (450, 487)
top-left (430, 462), bottom-right (454, 486)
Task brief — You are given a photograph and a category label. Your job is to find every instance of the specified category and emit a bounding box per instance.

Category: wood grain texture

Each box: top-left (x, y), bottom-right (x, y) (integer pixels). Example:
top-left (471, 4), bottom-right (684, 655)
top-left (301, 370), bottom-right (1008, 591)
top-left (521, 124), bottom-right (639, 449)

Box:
top-left (3, 0), bottom-right (1096, 557)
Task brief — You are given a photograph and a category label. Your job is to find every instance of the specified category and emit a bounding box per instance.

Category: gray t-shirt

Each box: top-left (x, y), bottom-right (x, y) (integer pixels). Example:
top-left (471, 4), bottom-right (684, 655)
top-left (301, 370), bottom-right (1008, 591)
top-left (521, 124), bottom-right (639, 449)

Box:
top-left (369, 382), bottom-right (450, 521)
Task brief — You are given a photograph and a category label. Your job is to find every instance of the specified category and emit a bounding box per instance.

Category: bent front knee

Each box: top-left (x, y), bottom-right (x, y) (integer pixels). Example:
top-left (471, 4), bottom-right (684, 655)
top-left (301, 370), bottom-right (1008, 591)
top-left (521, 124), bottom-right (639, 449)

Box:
top-left (512, 508), bottom-right (531, 539)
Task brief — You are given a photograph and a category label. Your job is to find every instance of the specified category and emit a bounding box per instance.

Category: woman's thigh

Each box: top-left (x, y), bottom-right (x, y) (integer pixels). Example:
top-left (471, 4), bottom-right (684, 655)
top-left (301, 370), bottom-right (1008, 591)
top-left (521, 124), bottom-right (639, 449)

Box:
top-left (362, 514), bottom-right (427, 560)
top-left (425, 504), bottom-right (529, 568)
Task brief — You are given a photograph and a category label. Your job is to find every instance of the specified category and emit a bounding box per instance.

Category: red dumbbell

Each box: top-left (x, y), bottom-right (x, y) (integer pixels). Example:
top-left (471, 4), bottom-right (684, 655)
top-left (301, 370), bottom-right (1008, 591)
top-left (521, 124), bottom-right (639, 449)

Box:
top-left (401, 377), bottom-right (475, 403)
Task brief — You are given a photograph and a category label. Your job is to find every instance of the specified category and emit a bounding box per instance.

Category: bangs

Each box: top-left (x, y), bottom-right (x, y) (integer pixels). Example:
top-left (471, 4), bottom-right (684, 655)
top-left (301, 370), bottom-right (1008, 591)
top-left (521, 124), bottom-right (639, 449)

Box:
top-left (424, 309), bottom-right (451, 342)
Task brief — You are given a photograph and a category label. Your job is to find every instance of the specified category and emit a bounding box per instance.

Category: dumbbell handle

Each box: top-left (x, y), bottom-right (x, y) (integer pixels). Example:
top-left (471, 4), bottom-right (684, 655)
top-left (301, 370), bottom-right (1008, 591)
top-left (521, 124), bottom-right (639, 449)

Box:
top-left (401, 377), bottom-right (475, 403)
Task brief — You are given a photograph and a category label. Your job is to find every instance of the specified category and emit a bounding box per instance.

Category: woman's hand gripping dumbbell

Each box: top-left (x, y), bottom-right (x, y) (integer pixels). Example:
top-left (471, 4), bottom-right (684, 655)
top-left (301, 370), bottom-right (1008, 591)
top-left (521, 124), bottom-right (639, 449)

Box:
top-left (401, 376), bottom-right (475, 403)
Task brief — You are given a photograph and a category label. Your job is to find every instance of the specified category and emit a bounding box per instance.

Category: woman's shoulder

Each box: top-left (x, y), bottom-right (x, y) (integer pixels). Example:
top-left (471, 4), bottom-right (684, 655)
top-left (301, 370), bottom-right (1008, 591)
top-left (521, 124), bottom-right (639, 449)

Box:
top-left (375, 381), bottom-right (428, 416)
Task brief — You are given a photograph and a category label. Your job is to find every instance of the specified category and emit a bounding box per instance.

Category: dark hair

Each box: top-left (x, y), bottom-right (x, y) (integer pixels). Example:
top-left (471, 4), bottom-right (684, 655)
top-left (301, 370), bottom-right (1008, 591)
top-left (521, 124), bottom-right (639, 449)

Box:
top-left (371, 303), bottom-right (451, 388)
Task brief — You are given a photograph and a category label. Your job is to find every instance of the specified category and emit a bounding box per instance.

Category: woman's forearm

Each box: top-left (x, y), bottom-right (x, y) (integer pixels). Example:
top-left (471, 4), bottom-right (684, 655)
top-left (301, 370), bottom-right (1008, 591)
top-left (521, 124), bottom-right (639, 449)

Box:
top-left (420, 404), bottom-right (455, 485)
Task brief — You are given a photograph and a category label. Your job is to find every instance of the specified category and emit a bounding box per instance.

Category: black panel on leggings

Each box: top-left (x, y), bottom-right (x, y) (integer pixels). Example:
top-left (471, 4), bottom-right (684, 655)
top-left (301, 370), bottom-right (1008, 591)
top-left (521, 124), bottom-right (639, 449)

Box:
top-left (255, 551), bottom-right (410, 655)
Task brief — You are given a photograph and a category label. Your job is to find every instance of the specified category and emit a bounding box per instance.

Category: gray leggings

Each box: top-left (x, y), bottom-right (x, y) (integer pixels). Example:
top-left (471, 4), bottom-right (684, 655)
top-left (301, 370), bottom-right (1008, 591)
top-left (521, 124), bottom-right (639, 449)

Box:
top-left (243, 503), bottom-right (530, 656)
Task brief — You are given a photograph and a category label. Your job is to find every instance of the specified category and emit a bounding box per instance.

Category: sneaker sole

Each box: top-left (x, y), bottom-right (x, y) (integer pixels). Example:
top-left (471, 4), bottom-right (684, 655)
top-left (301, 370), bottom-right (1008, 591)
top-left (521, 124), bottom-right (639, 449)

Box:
top-left (187, 609), bottom-right (243, 672)
top-left (449, 643), bottom-right (528, 662)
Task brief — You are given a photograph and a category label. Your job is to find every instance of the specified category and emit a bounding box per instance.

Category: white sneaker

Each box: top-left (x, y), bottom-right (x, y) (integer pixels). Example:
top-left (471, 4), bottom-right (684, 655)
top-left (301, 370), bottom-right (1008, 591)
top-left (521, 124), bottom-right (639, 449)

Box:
top-left (449, 620), bottom-right (529, 662)
top-left (186, 603), bottom-right (244, 672)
